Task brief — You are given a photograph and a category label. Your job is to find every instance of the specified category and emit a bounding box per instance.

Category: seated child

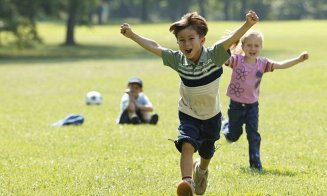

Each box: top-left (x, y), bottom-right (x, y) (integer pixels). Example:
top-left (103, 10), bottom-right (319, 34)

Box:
top-left (117, 77), bottom-right (158, 125)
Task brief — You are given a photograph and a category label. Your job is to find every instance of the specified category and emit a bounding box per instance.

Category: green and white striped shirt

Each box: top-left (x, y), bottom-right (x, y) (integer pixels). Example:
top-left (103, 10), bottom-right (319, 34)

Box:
top-left (162, 43), bottom-right (230, 120)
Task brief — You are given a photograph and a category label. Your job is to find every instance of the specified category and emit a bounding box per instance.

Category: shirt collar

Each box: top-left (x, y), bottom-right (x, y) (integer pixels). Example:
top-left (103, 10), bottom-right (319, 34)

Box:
top-left (185, 46), bottom-right (207, 66)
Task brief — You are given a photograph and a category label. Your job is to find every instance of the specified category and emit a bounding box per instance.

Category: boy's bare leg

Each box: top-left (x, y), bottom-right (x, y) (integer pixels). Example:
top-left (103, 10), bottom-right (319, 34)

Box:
top-left (141, 112), bottom-right (151, 123)
top-left (177, 142), bottom-right (195, 195)
top-left (127, 102), bottom-right (137, 119)
top-left (193, 156), bottom-right (210, 195)
top-left (200, 157), bottom-right (210, 170)
top-left (180, 142), bottom-right (194, 178)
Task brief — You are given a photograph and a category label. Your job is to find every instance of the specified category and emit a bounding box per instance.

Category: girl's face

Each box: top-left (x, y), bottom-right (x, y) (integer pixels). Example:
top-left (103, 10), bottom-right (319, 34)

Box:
top-left (241, 35), bottom-right (262, 60)
top-left (177, 27), bottom-right (205, 63)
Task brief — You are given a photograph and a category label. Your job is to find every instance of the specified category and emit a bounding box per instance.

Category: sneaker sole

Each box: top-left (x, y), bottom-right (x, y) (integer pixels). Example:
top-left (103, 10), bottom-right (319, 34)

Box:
top-left (177, 181), bottom-right (193, 196)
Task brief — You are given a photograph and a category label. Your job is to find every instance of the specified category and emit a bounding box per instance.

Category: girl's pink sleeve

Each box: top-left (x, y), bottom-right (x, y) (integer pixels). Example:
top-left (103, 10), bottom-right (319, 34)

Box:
top-left (226, 54), bottom-right (238, 69)
top-left (264, 58), bottom-right (274, 72)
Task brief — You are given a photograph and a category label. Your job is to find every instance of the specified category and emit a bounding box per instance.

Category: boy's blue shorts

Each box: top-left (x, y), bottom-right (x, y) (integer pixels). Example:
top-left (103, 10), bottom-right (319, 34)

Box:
top-left (175, 111), bottom-right (222, 159)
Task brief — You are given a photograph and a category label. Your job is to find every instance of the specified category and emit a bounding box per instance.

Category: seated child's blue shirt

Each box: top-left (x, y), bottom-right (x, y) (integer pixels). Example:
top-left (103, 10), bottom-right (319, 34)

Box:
top-left (161, 43), bottom-right (230, 120)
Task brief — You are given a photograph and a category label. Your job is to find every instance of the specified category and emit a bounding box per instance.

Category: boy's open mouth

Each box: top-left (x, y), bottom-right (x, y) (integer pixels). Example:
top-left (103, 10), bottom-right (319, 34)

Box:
top-left (185, 49), bottom-right (192, 54)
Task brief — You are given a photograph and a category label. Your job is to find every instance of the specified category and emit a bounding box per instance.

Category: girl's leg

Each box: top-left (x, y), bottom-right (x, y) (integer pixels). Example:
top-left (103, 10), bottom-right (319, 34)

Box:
top-left (225, 100), bottom-right (246, 142)
top-left (245, 103), bottom-right (262, 170)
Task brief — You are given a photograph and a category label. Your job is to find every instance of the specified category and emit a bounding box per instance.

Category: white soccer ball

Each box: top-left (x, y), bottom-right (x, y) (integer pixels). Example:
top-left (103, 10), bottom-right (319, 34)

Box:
top-left (86, 91), bottom-right (102, 105)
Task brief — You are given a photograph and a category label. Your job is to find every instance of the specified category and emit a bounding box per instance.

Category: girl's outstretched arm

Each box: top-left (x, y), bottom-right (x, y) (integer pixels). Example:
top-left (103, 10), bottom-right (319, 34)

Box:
top-left (120, 23), bottom-right (165, 57)
top-left (222, 10), bottom-right (259, 51)
top-left (273, 51), bottom-right (309, 69)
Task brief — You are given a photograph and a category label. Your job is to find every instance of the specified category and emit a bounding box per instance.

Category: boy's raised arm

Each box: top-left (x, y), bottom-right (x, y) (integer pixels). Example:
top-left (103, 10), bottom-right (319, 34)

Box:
top-left (120, 23), bottom-right (165, 57)
top-left (222, 10), bottom-right (259, 51)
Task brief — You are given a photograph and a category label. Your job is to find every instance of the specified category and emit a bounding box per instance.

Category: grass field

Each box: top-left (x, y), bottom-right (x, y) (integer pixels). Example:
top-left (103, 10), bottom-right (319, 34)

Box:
top-left (0, 20), bottom-right (326, 195)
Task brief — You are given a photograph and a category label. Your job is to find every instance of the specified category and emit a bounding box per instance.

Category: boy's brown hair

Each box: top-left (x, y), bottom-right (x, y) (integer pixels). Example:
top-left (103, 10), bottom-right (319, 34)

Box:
top-left (169, 12), bottom-right (208, 38)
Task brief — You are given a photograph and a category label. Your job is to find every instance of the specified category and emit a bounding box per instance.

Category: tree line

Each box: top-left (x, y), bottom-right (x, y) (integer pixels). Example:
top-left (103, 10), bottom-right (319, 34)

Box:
top-left (0, 0), bottom-right (326, 47)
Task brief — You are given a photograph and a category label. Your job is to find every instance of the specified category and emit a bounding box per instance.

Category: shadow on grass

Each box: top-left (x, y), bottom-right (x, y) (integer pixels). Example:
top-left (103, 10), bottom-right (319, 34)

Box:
top-left (0, 44), bottom-right (156, 65)
top-left (240, 167), bottom-right (297, 177)
top-left (0, 44), bottom-right (293, 65)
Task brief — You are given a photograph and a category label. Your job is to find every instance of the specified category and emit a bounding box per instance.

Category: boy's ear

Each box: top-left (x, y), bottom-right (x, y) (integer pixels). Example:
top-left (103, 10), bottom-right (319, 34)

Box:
top-left (201, 36), bottom-right (206, 45)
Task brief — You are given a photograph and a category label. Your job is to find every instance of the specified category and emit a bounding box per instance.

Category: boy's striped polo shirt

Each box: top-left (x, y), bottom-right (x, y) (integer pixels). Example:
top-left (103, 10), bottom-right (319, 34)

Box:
top-left (162, 43), bottom-right (230, 120)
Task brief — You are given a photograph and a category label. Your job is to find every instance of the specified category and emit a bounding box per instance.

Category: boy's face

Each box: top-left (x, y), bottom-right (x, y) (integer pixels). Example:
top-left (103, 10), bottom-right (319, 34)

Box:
top-left (177, 27), bottom-right (205, 63)
top-left (127, 83), bottom-right (142, 98)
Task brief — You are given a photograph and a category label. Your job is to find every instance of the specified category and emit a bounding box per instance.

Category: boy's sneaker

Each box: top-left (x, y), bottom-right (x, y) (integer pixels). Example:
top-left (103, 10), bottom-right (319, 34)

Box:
top-left (221, 120), bottom-right (229, 136)
top-left (193, 159), bottom-right (208, 195)
top-left (221, 120), bottom-right (233, 143)
top-left (149, 114), bottom-right (158, 125)
top-left (177, 178), bottom-right (195, 196)
top-left (131, 116), bottom-right (141, 124)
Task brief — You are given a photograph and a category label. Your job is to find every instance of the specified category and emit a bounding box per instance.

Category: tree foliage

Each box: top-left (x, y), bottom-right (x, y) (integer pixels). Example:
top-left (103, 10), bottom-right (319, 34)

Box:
top-left (1, 0), bottom-right (326, 47)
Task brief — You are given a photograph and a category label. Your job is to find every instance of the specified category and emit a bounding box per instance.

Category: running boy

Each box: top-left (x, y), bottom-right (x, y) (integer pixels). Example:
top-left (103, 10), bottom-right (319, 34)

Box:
top-left (222, 30), bottom-right (309, 171)
top-left (120, 11), bottom-right (259, 195)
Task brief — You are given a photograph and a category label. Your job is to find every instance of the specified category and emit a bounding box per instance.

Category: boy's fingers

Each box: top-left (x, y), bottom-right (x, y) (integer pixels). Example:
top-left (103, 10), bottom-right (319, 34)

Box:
top-left (120, 23), bottom-right (129, 34)
top-left (251, 13), bottom-right (258, 20)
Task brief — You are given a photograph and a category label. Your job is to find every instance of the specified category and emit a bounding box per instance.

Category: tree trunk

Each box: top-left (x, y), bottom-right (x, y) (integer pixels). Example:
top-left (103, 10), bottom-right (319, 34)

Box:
top-left (199, 0), bottom-right (206, 18)
top-left (141, 0), bottom-right (149, 22)
top-left (65, 0), bottom-right (77, 46)
top-left (240, 0), bottom-right (247, 20)
top-left (180, 0), bottom-right (190, 15)
top-left (223, 0), bottom-right (230, 20)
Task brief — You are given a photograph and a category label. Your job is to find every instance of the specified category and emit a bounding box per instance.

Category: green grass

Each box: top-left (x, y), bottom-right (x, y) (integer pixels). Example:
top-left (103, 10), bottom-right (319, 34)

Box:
top-left (0, 20), bottom-right (326, 195)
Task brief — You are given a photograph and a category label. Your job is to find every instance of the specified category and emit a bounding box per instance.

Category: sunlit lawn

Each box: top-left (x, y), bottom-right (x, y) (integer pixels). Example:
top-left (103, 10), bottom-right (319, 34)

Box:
top-left (0, 20), bottom-right (326, 195)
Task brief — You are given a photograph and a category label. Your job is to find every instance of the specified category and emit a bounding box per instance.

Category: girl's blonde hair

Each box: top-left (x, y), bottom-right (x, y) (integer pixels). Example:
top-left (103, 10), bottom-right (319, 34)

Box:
top-left (227, 29), bottom-right (264, 55)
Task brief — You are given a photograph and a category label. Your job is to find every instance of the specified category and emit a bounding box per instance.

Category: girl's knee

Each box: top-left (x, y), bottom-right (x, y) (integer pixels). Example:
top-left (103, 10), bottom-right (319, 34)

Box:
top-left (225, 128), bottom-right (242, 142)
top-left (247, 135), bottom-right (261, 143)
top-left (227, 134), bottom-right (241, 142)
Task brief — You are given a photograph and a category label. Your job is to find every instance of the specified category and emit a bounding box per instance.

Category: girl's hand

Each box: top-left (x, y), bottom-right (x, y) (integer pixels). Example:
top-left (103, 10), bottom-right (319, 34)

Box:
top-left (246, 10), bottom-right (259, 26)
top-left (120, 23), bottom-right (133, 38)
top-left (298, 51), bottom-right (309, 62)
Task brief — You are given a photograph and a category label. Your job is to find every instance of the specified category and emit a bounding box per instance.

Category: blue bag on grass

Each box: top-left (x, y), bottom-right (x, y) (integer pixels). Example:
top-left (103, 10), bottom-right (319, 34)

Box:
top-left (52, 114), bottom-right (84, 127)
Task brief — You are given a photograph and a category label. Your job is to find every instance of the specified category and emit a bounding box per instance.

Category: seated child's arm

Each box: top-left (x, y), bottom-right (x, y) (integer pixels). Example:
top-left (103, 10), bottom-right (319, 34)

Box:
top-left (273, 51), bottom-right (309, 69)
top-left (120, 23), bottom-right (165, 57)
top-left (136, 104), bottom-right (154, 112)
top-left (222, 10), bottom-right (259, 51)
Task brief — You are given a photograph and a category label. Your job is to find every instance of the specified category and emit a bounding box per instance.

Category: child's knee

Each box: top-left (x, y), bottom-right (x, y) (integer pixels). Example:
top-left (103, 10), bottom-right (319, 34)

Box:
top-left (226, 134), bottom-right (241, 142)
top-left (127, 103), bottom-right (136, 112)
top-left (247, 133), bottom-right (261, 143)
top-left (181, 142), bottom-right (195, 153)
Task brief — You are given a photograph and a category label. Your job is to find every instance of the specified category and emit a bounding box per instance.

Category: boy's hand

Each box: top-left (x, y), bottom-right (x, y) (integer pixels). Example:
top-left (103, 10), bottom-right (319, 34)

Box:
top-left (120, 23), bottom-right (133, 38)
top-left (298, 51), bottom-right (309, 62)
top-left (246, 10), bottom-right (259, 26)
